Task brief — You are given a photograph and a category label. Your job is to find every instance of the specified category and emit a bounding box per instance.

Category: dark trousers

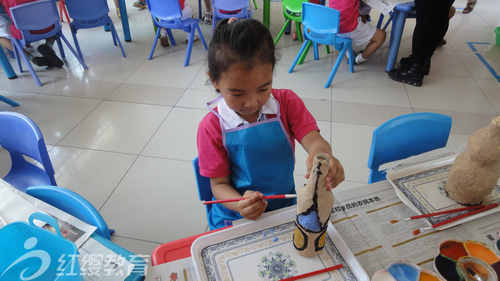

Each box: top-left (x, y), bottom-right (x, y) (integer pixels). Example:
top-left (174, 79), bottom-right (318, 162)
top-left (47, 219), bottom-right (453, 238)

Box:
top-left (412, 0), bottom-right (455, 63)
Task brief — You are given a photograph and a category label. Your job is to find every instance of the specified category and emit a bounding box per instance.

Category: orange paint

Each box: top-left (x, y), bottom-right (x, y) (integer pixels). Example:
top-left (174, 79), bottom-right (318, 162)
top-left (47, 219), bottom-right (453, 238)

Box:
top-left (440, 240), bottom-right (467, 261)
top-left (419, 271), bottom-right (440, 281)
top-left (465, 241), bottom-right (500, 265)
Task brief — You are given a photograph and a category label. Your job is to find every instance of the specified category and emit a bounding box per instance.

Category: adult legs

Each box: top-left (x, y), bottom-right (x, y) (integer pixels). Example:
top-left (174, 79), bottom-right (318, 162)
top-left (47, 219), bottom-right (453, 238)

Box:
top-left (388, 0), bottom-right (455, 86)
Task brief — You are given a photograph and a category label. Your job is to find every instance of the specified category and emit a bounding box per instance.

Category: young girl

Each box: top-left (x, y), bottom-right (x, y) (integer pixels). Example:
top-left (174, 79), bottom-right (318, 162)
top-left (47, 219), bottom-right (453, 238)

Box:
top-left (197, 18), bottom-right (344, 230)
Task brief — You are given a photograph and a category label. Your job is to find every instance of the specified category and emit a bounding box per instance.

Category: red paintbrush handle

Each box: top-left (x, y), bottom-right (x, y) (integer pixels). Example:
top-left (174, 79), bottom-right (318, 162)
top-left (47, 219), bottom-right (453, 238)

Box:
top-left (411, 205), bottom-right (486, 219)
top-left (279, 264), bottom-right (344, 281)
top-left (203, 194), bottom-right (296, 205)
top-left (432, 203), bottom-right (499, 228)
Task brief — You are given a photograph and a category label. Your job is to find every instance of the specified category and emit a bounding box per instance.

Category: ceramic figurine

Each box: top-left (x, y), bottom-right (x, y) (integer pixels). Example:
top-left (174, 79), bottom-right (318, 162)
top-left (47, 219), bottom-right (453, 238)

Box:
top-left (446, 117), bottom-right (500, 205)
top-left (293, 153), bottom-right (334, 257)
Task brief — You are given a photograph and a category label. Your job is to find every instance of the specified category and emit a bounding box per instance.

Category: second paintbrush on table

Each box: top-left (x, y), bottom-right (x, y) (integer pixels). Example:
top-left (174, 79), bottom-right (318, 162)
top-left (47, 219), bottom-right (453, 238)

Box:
top-left (203, 194), bottom-right (298, 205)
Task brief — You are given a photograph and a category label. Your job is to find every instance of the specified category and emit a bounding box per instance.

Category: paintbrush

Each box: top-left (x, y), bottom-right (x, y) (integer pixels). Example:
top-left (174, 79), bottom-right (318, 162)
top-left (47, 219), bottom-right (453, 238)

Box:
top-left (413, 203), bottom-right (498, 235)
top-left (279, 264), bottom-right (344, 281)
top-left (390, 205), bottom-right (486, 223)
top-left (203, 194), bottom-right (298, 205)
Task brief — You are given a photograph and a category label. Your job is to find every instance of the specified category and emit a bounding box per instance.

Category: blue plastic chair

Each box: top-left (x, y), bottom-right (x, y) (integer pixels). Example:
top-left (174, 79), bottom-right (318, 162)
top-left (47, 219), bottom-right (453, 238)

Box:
top-left (367, 113), bottom-right (452, 184)
top-left (64, 0), bottom-right (126, 62)
top-left (288, 3), bottom-right (354, 88)
top-left (211, 0), bottom-right (252, 35)
top-left (26, 185), bottom-right (113, 240)
top-left (145, 0), bottom-right (208, 67)
top-left (193, 156), bottom-right (213, 221)
top-left (9, 0), bottom-right (88, 87)
top-left (0, 112), bottom-right (57, 193)
top-left (274, 0), bottom-right (308, 45)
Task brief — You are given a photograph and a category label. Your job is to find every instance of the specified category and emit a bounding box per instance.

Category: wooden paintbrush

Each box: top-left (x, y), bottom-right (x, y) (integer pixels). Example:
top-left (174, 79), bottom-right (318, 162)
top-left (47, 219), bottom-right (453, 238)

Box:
top-left (413, 203), bottom-right (498, 235)
top-left (203, 194), bottom-right (298, 205)
top-left (390, 205), bottom-right (486, 223)
top-left (279, 264), bottom-right (344, 281)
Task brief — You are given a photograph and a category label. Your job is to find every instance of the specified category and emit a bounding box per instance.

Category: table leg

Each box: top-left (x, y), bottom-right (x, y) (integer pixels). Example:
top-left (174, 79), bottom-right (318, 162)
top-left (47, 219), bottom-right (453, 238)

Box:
top-left (118, 0), bottom-right (131, 42)
top-left (0, 47), bottom-right (17, 79)
top-left (385, 10), bottom-right (407, 72)
top-left (263, 0), bottom-right (270, 28)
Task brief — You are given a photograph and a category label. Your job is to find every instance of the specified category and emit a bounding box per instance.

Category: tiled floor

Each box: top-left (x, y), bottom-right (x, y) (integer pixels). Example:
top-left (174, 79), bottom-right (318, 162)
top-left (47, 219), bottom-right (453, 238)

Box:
top-left (1, 0), bottom-right (500, 263)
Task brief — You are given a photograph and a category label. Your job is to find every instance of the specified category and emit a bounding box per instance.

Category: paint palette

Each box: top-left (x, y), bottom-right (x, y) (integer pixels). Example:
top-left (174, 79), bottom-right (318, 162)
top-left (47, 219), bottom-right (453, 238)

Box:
top-left (434, 239), bottom-right (500, 280)
top-left (371, 261), bottom-right (445, 281)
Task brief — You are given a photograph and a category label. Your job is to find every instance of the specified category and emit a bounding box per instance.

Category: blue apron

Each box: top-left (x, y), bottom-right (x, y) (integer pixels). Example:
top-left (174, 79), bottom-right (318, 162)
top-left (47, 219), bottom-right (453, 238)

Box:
top-left (207, 96), bottom-right (296, 230)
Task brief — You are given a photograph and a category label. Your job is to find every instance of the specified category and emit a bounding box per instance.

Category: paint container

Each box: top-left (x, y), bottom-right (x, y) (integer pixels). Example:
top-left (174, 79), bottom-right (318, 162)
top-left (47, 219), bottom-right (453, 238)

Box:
top-left (434, 239), bottom-right (500, 281)
top-left (457, 257), bottom-right (496, 281)
top-left (371, 261), bottom-right (445, 281)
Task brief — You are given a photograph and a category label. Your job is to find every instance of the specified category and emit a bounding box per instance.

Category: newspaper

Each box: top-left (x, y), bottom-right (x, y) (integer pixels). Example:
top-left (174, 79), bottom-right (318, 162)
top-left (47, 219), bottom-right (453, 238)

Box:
top-left (330, 144), bottom-right (500, 277)
top-left (0, 181), bottom-right (96, 247)
top-left (361, 0), bottom-right (413, 14)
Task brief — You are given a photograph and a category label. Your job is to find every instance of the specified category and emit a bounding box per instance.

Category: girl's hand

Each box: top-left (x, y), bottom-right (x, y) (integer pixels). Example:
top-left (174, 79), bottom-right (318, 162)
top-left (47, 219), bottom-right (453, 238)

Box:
top-left (237, 191), bottom-right (268, 221)
top-left (305, 154), bottom-right (345, 191)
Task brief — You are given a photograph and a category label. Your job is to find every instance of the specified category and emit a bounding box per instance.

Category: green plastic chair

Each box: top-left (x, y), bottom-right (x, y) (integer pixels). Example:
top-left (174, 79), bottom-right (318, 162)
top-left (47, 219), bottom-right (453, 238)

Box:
top-left (274, 0), bottom-right (308, 45)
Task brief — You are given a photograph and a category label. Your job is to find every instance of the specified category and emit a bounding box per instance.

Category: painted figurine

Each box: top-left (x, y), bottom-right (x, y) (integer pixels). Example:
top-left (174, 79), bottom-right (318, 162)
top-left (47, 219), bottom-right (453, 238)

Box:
top-left (446, 116), bottom-right (500, 205)
top-left (293, 153), bottom-right (334, 257)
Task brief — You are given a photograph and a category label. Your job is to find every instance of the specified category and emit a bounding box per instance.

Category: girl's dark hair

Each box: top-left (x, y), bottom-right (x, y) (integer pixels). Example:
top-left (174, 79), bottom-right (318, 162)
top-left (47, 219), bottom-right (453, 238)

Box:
top-left (207, 18), bottom-right (279, 84)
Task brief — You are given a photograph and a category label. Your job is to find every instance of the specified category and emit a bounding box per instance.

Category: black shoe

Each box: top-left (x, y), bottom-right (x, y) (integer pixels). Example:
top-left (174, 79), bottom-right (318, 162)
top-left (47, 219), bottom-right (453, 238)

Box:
top-left (388, 62), bottom-right (425, 87)
top-left (37, 44), bottom-right (64, 67)
top-left (31, 56), bottom-right (50, 67)
top-left (400, 55), bottom-right (430, 75)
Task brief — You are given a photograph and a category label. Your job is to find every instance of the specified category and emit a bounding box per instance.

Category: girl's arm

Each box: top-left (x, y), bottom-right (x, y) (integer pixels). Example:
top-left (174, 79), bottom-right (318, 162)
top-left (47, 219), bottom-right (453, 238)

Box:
top-left (300, 130), bottom-right (345, 190)
top-left (210, 176), bottom-right (268, 220)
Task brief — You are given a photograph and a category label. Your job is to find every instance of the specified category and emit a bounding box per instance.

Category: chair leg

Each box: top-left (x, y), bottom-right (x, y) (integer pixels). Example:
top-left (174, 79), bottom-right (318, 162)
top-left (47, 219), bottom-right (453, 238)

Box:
top-left (166, 29), bottom-right (175, 45)
top-left (12, 45), bottom-right (23, 73)
top-left (11, 39), bottom-right (42, 87)
top-left (55, 37), bottom-right (66, 59)
top-left (59, 34), bottom-right (88, 69)
top-left (70, 25), bottom-right (84, 60)
top-left (297, 40), bottom-right (313, 65)
top-left (109, 21), bottom-right (127, 57)
top-left (184, 29), bottom-right (196, 67)
top-left (274, 19), bottom-right (291, 45)
top-left (295, 21), bottom-right (303, 42)
top-left (148, 28), bottom-right (161, 60)
top-left (324, 43), bottom-right (349, 88)
top-left (313, 42), bottom-right (319, 60)
top-left (196, 25), bottom-right (208, 50)
top-left (347, 43), bottom-right (354, 73)
top-left (288, 40), bottom-right (310, 73)
top-left (60, 1), bottom-right (71, 27)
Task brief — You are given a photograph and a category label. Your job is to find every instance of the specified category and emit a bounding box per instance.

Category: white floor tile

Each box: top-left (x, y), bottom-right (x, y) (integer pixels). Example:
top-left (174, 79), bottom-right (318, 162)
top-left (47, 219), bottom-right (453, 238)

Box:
top-left (59, 101), bottom-right (171, 154)
top-left (99, 157), bottom-right (207, 243)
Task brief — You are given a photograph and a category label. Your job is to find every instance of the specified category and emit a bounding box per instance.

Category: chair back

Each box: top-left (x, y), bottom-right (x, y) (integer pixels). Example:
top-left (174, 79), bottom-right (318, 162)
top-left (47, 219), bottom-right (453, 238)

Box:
top-left (283, 0), bottom-right (308, 19)
top-left (302, 2), bottom-right (340, 46)
top-left (64, 0), bottom-right (110, 29)
top-left (367, 112), bottom-right (452, 183)
top-left (212, 0), bottom-right (249, 14)
top-left (26, 185), bottom-right (111, 240)
top-left (145, 0), bottom-right (183, 29)
top-left (0, 112), bottom-right (56, 192)
top-left (9, 0), bottom-right (61, 44)
top-left (192, 157), bottom-right (213, 218)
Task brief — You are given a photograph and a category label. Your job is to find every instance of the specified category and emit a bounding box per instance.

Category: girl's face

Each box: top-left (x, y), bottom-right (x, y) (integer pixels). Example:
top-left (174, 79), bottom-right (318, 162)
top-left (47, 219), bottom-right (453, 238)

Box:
top-left (212, 62), bottom-right (273, 123)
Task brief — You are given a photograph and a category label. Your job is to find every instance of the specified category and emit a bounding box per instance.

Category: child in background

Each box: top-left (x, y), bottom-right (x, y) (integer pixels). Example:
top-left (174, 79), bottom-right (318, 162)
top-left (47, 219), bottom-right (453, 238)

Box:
top-left (329, 0), bottom-right (386, 64)
top-left (137, 0), bottom-right (198, 46)
top-left (197, 18), bottom-right (344, 230)
top-left (0, 0), bottom-right (63, 67)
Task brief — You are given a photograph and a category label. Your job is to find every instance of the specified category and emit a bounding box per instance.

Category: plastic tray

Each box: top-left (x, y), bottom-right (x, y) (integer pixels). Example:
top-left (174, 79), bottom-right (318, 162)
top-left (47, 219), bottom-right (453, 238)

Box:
top-left (191, 207), bottom-right (369, 281)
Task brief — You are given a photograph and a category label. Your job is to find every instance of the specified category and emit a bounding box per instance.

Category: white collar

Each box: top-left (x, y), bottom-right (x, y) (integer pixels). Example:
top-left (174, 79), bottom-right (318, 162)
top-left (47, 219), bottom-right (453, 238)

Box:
top-left (217, 94), bottom-right (278, 129)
